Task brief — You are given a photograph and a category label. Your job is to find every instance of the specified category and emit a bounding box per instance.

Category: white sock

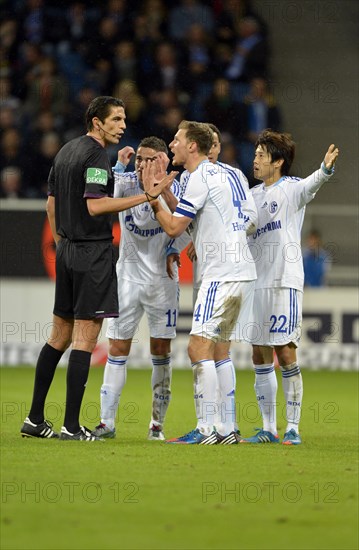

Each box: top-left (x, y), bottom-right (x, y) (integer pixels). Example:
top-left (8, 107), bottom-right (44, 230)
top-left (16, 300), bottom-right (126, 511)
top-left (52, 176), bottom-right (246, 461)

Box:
top-left (214, 384), bottom-right (221, 430)
top-left (150, 354), bottom-right (172, 428)
top-left (192, 359), bottom-right (217, 435)
top-left (281, 363), bottom-right (303, 433)
top-left (254, 363), bottom-right (278, 435)
top-left (100, 355), bottom-right (127, 429)
top-left (215, 358), bottom-right (236, 436)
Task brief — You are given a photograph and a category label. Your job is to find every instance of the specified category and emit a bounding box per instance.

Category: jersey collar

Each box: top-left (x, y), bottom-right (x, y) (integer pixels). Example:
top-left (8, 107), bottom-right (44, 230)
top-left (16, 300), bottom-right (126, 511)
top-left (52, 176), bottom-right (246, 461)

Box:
top-left (262, 176), bottom-right (285, 190)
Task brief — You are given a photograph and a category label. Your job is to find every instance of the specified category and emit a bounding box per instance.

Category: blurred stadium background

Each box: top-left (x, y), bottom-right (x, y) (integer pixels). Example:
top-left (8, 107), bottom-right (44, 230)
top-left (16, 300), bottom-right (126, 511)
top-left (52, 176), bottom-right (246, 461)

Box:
top-left (0, 0), bottom-right (358, 371)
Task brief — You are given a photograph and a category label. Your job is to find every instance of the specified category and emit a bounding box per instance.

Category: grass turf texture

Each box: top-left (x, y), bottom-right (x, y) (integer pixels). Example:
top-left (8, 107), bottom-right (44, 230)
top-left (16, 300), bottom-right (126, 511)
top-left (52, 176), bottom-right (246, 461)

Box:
top-left (1, 367), bottom-right (358, 550)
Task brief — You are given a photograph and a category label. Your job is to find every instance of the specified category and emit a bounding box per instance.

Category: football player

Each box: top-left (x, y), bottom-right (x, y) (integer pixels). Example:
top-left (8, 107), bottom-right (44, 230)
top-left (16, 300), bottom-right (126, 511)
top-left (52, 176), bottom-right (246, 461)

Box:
top-left (240, 130), bottom-right (339, 445)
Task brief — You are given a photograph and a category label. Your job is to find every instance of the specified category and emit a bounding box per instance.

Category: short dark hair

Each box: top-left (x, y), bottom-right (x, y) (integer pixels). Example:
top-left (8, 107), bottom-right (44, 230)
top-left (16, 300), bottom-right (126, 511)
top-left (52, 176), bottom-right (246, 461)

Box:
top-left (85, 96), bottom-right (125, 131)
top-left (255, 129), bottom-right (295, 175)
top-left (207, 123), bottom-right (222, 143)
top-left (138, 136), bottom-right (168, 155)
top-left (179, 120), bottom-right (214, 155)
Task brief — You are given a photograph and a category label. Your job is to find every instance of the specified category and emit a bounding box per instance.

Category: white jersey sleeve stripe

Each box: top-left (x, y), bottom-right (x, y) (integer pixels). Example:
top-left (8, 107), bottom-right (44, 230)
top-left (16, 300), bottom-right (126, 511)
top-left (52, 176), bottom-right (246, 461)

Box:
top-left (228, 174), bottom-right (243, 203)
top-left (167, 238), bottom-right (175, 248)
top-left (226, 168), bottom-right (247, 200)
top-left (172, 179), bottom-right (183, 199)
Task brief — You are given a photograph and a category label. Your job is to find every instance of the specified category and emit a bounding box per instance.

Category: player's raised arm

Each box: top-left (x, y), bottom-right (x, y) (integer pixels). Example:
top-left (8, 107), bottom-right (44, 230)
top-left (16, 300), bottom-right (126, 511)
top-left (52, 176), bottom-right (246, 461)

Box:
top-left (291, 143), bottom-right (340, 211)
top-left (118, 146), bottom-right (135, 167)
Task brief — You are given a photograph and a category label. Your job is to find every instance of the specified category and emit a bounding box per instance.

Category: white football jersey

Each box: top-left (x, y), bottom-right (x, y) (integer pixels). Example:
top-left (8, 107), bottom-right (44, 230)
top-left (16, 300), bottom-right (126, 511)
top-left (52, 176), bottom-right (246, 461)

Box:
top-left (190, 162), bottom-right (258, 288)
top-left (248, 166), bottom-right (333, 291)
top-left (174, 160), bottom-right (257, 282)
top-left (114, 169), bottom-right (184, 284)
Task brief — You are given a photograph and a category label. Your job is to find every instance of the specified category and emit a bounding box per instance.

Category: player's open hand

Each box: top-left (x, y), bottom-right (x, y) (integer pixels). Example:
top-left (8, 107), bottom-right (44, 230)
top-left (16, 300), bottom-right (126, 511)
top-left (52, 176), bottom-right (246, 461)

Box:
top-left (142, 158), bottom-right (157, 191)
top-left (145, 170), bottom-right (179, 201)
top-left (154, 152), bottom-right (170, 181)
top-left (143, 160), bottom-right (178, 198)
top-left (142, 155), bottom-right (172, 191)
top-left (118, 146), bottom-right (135, 166)
top-left (324, 144), bottom-right (339, 170)
top-left (166, 252), bottom-right (181, 279)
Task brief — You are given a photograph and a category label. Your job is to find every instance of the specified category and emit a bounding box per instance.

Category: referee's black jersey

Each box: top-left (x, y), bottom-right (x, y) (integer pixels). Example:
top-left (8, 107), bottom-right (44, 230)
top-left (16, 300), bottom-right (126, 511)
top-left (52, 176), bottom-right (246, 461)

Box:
top-left (48, 135), bottom-right (114, 241)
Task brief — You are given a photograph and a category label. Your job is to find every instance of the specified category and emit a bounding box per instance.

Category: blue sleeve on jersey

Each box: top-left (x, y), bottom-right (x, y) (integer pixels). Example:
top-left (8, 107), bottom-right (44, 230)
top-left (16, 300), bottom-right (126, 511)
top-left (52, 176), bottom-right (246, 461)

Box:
top-left (321, 162), bottom-right (334, 176)
top-left (166, 246), bottom-right (179, 257)
top-left (113, 161), bottom-right (127, 174)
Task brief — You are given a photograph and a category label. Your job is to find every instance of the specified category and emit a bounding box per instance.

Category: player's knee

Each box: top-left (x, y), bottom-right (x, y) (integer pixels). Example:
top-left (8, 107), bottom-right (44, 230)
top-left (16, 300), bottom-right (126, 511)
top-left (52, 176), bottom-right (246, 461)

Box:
top-left (252, 345), bottom-right (273, 365)
top-left (109, 339), bottom-right (130, 357)
top-left (188, 337), bottom-right (212, 363)
top-left (275, 345), bottom-right (296, 367)
top-left (252, 345), bottom-right (263, 364)
top-left (188, 340), bottom-right (197, 362)
top-left (150, 339), bottom-right (171, 356)
top-left (213, 342), bottom-right (230, 363)
top-left (188, 346), bottom-right (194, 362)
top-left (48, 330), bottom-right (72, 352)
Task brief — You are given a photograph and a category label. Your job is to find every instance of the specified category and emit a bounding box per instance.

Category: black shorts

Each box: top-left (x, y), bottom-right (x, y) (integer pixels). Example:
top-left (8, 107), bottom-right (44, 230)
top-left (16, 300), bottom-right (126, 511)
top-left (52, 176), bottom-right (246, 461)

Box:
top-left (54, 239), bottom-right (119, 320)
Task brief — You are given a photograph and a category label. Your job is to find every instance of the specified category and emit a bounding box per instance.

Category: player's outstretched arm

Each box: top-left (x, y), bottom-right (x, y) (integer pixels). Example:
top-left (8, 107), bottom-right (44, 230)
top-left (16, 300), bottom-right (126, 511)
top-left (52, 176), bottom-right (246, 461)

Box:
top-left (293, 143), bottom-right (340, 210)
top-left (150, 197), bottom-right (191, 238)
top-left (323, 144), bottom-right (339, 170)
top-left (87, 171), bottom-right (178, 216)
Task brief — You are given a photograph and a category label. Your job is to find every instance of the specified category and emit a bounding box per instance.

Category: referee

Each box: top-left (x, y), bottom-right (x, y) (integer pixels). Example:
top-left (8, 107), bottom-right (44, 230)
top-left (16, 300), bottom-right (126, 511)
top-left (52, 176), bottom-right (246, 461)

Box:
top-left (21, 96), bottom-right (176, 441)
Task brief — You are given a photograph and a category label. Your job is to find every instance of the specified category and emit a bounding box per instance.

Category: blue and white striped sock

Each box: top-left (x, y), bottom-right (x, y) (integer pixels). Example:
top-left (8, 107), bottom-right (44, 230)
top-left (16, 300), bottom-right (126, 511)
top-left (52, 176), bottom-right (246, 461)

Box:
top-left (281, 363), bottom-right (303, 433)
top-left (254, 363), bottom-right (278, 435)
top-left (100, 355), bottom-right (127, 429)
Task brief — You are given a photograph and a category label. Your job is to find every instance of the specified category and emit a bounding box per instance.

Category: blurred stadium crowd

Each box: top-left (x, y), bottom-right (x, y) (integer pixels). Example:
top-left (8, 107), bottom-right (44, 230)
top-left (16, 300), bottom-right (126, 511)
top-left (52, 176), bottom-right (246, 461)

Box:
top-left (1, 0), bottom-right (283, 198)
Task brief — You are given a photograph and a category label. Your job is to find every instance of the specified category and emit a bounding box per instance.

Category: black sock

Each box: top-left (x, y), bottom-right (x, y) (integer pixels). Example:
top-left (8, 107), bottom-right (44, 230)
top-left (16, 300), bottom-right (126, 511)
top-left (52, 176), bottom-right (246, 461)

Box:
top-left (28, 343), bottom-right (64, 424)
top-left (63, 350), bottom-right (91, 434)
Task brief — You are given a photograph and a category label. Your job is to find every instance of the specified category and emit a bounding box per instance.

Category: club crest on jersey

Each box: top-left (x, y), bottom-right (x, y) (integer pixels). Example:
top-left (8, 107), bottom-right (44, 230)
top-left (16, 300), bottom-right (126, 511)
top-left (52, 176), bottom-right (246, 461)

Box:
top-left (269, 201), bottom-right (278, 213)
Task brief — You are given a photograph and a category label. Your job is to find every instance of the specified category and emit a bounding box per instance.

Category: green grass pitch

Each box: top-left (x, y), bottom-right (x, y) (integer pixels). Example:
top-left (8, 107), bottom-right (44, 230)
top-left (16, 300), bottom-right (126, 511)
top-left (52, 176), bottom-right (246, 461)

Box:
top-left (1, 367), bottom-right (358, 550)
